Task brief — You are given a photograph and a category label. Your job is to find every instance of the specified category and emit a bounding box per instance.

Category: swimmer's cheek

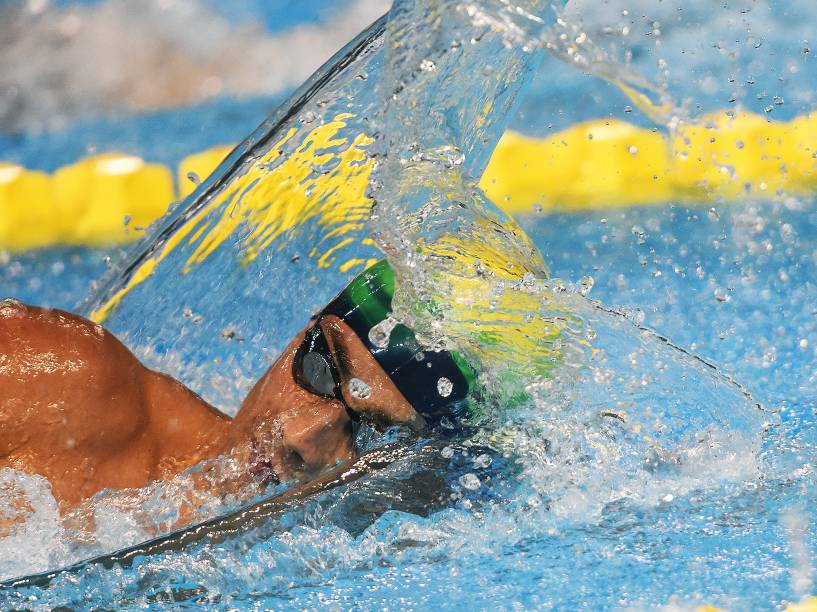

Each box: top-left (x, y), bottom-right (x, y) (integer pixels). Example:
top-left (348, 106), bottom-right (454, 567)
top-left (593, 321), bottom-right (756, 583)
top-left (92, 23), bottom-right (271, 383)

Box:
top-left (282, 416), bottom-right (356, 475)
top-left (341, 385), bottom-right (425, 432)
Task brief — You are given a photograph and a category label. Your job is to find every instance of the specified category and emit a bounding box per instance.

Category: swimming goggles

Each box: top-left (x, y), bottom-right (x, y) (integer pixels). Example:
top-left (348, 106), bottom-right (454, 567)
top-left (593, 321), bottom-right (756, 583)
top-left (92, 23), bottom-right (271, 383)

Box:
top-left (291, 260), bottom-right (475, 420)
top-left (292, 314), bottom-right (361, 423)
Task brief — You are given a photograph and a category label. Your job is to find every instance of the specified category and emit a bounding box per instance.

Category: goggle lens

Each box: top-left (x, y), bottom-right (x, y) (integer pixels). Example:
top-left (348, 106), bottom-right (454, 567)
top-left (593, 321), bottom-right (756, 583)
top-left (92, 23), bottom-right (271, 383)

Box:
top-left (298, 350), bottom-right (337, 398)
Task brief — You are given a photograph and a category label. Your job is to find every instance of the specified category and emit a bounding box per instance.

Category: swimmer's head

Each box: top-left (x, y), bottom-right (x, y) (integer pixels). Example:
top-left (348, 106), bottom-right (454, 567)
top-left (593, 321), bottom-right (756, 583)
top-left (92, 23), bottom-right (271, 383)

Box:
top-left (293, 260), bottom-right (476, 425)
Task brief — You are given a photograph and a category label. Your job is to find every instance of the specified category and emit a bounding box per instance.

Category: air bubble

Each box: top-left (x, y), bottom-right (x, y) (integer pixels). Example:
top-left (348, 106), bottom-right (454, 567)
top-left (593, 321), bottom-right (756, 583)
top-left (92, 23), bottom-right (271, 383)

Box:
top-left (458, 473), bottom-right (481, 490)
top-left (472, 454), bottom-right (492, 469)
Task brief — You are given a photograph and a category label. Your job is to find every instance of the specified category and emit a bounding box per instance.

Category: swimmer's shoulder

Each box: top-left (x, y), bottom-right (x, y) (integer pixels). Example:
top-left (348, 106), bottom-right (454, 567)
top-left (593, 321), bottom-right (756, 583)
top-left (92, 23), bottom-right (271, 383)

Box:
top-left (0, 299), bottom-right (134, 371)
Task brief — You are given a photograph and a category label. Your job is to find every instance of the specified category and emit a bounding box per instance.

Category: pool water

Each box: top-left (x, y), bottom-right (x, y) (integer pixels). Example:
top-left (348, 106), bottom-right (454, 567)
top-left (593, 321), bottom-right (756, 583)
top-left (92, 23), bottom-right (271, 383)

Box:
top-left (5, 195), bottom-right (812, 611)
top-left (2, 0), bottom-right (817, 610)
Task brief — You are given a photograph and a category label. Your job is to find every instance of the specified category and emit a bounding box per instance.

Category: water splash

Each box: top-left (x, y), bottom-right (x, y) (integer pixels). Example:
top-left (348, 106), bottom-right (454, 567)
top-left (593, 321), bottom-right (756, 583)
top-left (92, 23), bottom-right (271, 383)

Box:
top-left (3, 0), bottom-right (806, 603)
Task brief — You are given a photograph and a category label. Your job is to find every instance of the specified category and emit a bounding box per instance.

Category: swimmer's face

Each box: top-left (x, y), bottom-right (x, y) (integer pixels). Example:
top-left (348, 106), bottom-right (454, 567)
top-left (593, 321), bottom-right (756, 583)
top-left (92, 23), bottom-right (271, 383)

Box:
top-left (235, 316), bottom-right (422, 483)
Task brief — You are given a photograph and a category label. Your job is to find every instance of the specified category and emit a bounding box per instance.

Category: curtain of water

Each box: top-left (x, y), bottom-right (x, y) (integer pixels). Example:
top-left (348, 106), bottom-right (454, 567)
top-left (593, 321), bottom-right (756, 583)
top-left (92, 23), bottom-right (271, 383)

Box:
top-left (367, 0), bottom-right (591, 399)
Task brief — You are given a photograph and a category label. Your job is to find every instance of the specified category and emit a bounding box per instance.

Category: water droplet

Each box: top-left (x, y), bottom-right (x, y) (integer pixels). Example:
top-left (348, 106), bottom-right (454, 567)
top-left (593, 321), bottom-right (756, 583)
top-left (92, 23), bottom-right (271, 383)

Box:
top-left (299, 111), bottom-right (317, 124)
top-left (628, 145), bottom-right (639, 156)
top-left (441, 446), bottom-right (455, 459)
top-left (714, 287), bottom-right (731, 303)
top-left (437, 377), bottom-right (453, 397)
top-left (579, 275), bottom-right (594, 296)
top-left (368, 317), bottom-right (397, 348)
top-left (708, 207), bottom-right (720, 221)
top-left (348, 378), bottom-right (372, 400)
top-left (459, 473), bottom-right (481, 490)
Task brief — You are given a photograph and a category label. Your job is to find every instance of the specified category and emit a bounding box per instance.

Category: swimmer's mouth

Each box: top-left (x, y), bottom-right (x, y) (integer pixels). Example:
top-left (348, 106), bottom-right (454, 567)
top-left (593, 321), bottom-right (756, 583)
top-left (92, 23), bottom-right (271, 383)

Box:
top-left (249, 457), bottom-right (280, 487)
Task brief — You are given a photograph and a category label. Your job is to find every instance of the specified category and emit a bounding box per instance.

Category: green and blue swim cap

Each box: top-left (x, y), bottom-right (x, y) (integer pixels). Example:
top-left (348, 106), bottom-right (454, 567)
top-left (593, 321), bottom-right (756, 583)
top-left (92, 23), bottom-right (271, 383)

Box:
top-left (304, 259), bottom-right (476, 418)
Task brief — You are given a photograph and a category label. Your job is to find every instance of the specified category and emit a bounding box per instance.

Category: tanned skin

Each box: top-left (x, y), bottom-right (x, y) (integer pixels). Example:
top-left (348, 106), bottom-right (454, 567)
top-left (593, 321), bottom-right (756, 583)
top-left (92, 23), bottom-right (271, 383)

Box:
top-left (0, 300), bottom-right (420, 513)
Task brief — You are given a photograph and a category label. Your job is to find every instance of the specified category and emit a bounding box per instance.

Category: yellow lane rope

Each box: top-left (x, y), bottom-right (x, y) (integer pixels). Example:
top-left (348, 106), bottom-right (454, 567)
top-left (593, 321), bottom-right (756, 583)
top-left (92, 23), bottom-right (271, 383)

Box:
top-left (1, 110), bottom-right (816, 253)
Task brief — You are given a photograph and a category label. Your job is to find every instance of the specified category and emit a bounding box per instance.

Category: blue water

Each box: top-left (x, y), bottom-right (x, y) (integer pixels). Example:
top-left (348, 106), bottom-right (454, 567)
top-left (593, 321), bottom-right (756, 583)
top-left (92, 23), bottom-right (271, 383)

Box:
top-left (5, 197), bottom-right (814, 610)
top-left (2, 1), bottom-right (817, 610)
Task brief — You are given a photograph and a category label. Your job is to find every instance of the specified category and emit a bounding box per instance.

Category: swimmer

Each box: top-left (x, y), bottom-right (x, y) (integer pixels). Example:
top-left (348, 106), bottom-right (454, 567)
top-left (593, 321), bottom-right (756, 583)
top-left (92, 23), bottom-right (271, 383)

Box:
top-left (0, 261), bottom-right (473, 511)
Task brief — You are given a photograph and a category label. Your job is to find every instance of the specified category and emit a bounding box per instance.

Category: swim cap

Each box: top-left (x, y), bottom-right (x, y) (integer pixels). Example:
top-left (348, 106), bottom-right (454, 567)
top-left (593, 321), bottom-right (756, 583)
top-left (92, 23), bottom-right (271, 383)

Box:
top-left (321, 260), bottom-right (476, 417)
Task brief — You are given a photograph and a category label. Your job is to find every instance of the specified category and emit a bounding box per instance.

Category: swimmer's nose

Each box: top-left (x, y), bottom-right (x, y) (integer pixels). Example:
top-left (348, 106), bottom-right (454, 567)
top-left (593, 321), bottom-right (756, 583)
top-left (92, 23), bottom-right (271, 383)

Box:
top-left (280, 401), bottom-right (356, 474)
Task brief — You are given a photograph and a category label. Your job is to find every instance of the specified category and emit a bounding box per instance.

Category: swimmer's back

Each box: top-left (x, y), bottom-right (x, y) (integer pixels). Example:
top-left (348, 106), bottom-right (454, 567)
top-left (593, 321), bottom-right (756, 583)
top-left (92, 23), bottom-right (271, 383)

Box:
top-left (0, 301), bottom-right (227, 506)
top-left (0, 300), bottom-right (146, 456)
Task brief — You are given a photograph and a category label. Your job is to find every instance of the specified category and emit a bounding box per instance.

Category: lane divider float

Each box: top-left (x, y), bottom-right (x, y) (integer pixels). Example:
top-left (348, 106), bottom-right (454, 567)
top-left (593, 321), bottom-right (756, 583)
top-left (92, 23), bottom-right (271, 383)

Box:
top-left (1, 110), bottom-right (816, 252)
